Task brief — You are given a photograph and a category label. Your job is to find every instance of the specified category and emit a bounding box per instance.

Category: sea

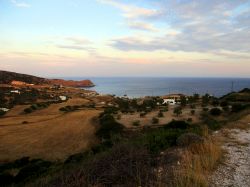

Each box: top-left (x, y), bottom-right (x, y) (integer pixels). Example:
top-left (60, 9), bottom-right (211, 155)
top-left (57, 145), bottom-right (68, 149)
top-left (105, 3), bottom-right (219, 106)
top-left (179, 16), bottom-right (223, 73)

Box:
top-left (64, 77), bottom-right (250, 98)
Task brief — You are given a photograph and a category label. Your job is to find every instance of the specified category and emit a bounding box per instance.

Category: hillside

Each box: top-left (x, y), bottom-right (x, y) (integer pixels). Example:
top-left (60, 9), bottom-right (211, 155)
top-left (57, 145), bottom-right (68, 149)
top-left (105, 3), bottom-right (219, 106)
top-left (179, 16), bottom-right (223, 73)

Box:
top-left (0, 70), bottom-right (94, 87)
top-left (0, 70), bottom-right (48, 85)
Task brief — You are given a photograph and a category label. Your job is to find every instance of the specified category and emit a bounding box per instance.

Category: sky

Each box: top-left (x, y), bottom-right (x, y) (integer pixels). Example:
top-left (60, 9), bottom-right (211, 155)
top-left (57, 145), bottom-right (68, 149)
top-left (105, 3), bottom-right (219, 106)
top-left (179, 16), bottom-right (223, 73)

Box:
top-left (0, 0), bottom-right (250, 77)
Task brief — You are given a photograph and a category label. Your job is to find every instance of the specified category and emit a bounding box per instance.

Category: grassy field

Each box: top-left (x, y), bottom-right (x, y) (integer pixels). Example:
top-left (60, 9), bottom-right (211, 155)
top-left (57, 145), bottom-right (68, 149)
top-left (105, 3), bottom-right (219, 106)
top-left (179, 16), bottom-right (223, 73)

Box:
top-left (0, 98), bottom-right (102, 162)
top-left (117, 105), bottom-right (203, 128)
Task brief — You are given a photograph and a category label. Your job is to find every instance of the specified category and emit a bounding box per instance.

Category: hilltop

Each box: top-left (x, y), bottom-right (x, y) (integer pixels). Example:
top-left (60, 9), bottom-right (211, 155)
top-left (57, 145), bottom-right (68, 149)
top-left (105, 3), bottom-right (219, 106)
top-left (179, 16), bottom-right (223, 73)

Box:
top-left (0, 70), bottom-right (48, 85)
top-left (0, 70), bottom-right (94, 87)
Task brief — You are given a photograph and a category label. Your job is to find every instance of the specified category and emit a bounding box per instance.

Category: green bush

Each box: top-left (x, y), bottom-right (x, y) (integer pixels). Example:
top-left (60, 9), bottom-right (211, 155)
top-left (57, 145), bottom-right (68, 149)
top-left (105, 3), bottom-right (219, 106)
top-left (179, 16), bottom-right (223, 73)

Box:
top-left (210, 108), bottom-right (222, 116)
top-left (140, 112), bottom-right (147, 117)
top-left (15, 160), bottom-right (52, 183)
top-left (173, 107), bottom-right (182, 116)
top-left (96, 114), bottom-right (124, 139)
top-left (220, 101), bottom-right (228, 107)
top-left (24, 108), bottom-right (33, 114)
top-left (165, 120), bottom-right (190, 130)
top-left (158, 111), bottom-right (164, 118)
top-left (201, 114), bottom-right (221, 130)
top-left (152, 117), bottom-right (159, 124)
top-left (138, 128), bottom-right (184, 153)
top-left (64, 151), bottom-right (92, 164)
top-left (191, 109), bottom-right (195, 115)
top-left (0, 173), bottom-right (14, 186)
top-left (30, 104), bottom-right (38, 110)
top-left (132, 120), bottom-right (140, 126)
top-left (203, 107), bottom-right (209, 112)
top-left (190, 104), bottom-right (196, 109)
top-left (0, 110), bottom-right (6, 116)
top-left (231, 103), bottom-right (249, 113)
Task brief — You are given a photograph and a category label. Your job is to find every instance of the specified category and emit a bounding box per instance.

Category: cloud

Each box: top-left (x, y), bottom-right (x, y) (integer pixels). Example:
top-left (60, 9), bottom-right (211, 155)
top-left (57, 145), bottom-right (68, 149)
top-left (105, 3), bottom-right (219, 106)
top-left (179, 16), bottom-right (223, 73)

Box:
top-left (98, 0), bottom-right (160, 19)
top-left (127, 21), bottom-right (158, 32)
top-left (57, 45), bottom-right (95, 52)
top-left (10, 0), bottom-right (31, 8)
top-left (107, 0), bottom-right (250, 54)
top-left (65, 37), bottom-right (92, 45)
top-left (54, 37), bottom-right (95, 53)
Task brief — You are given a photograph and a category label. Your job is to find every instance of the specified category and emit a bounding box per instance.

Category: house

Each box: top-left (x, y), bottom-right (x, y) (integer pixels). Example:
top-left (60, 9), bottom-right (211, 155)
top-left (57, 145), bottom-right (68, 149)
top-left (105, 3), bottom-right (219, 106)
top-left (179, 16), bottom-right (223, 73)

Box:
top-left (163, 99), bottom-right (176, 105)
top-left (10, 90), bottom-right (20, 94)
top-left (59, 96), bottom-right (67, 101)
top-left (0, 108), bottom-right (9, 112)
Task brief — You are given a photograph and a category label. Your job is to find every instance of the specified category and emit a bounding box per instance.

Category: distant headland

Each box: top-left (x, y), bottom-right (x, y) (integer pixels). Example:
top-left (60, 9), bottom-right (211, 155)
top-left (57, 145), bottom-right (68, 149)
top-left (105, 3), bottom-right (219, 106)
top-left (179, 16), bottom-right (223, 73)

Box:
top-left (0, 70), bottom-right (95, 88)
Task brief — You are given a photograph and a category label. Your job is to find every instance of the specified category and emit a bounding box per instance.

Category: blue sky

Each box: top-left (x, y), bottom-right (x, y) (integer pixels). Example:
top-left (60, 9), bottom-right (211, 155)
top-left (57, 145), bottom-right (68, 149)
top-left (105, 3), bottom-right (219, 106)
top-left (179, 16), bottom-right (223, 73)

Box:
top-left (0, 0), bottom-right (250, 77)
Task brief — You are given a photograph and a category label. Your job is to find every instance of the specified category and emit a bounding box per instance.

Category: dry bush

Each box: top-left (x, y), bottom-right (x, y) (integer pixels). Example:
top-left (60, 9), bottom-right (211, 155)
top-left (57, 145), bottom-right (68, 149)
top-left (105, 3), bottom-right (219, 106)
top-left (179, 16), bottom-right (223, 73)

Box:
top-left (226, 121), bottom-right (250, 130)
top-left (171, 136), bottom-right (222, 187)
top-left (48, 144), bottom-right (156, 187)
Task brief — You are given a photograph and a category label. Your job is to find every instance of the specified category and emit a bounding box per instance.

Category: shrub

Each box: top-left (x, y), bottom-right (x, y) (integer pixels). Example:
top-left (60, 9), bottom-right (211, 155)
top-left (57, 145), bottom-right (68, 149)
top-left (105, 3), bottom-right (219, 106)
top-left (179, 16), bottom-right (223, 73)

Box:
top-left (176, 133), bottom-right (204, 147)
top-left (203, 107), bottom-right (209, 112)
top-left (202, 94), bottom-right (210, 106)
top-left (165, 120), bottom-right (190, 130)
top-left (231, 103), bottom-right (249, 113)
top-left (15, 160), bottom-right (52, 182)
top-left (52, 144), bottom-right (154, 187)
top-left (104, 107), bottom-right (119, 114)
top-left (180, 96), bottom-right (187, 107)
top-left (96, 114), bottom-right (124, 139)
top-left (24, 108), bottom-right (33, 114)
top-left (0, 110), bottom-right (6, 116)
top-left (59, 107), bottom-right (67, 112)
top-left (187, 118), bottom-right (193, 123)
top-left (190, 104), bottom-right (196, 109)
top-left (173, 107), bottom-right (182, 116)
top-left (116, 114), bottom-right (121, 120)
top-left (139, 128), bottom-right (184, 153)
top-left (152, 117), bottom-right (159, 124)
top-left (158, 111), bottom-right (164, 118)
top-left (64, 151), bottom-right (92, 164)
top-left (220, 101), bottom-right (228, 107)
top-left (210, 108), bottom-right (222, 116)
top-left (191, 109), bottom-right (195, 115)
top-left (140, 112), bottom-right (147, 117)
top-left (161, 107), bottom-right (168, 112)
top-left (132, 120), bottom-right (140, 126)
top-left (0, 173), bottom-right (14, 186)
top-left (201, 113), bottom-right (221, 130)
top-left (222, 106), bottom-right (229, 112)
top-left (30, 104), bottom-right (38, 110)
top-left (211, 99), bottom-right (220, 106)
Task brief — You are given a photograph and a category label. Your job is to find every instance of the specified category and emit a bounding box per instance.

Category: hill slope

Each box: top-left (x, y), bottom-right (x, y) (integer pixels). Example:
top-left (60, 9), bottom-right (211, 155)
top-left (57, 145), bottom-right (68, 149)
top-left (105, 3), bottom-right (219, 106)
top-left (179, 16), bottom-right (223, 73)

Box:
top-left (0, 70), bottom-right (48, 84)
top-left (0, 70), bottom-right (94, 87)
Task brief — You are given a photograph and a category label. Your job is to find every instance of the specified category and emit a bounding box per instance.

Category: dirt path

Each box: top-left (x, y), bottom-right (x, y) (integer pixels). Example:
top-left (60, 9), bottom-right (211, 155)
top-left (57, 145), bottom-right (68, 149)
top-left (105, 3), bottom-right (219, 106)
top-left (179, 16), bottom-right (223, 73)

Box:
top-left (209, 126), bottom-right (250, 187)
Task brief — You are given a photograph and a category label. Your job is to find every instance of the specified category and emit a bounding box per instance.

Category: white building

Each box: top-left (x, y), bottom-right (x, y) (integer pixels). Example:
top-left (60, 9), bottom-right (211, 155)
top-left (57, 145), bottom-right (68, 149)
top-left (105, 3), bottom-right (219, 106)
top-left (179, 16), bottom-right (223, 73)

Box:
top-left (162, 99), bottom-right (176, 105)
top-left (59, 96), bottom-right (67, 101)
top-left (0, 108), bottom-right (9, 112)
top-left (10, 90), bottom-right (20, 94)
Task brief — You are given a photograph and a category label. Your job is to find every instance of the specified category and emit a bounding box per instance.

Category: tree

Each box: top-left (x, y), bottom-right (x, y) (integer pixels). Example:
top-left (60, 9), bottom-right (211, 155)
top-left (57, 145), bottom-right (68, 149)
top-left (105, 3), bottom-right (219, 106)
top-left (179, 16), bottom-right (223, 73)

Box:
top-left (173, 107), bottom-right (182, 116)
top-left (193, 93), bottom-right (199, 102)
top-left (152, 117), bottom-right (159, 124)
top-left (210, 108), bottom-right (222, 116)
top-left (180, 96), bottom-right (187, 107)
top-left (158, 111), bottom-right (164, 118)
top-left (202, 94), bottom-right (210, 106)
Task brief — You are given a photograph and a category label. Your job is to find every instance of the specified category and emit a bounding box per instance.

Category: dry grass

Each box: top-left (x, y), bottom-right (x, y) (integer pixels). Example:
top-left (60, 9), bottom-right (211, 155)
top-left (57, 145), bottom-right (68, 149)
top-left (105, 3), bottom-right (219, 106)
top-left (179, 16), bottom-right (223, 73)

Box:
top-left (171, 136), bottom-right (222, 187)
top-left (117, 106), bottom-right (203, 128)
top-left (226, 113), bottom-right (250, 130)
top-left (0, 98), bottom-right (102, 162)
